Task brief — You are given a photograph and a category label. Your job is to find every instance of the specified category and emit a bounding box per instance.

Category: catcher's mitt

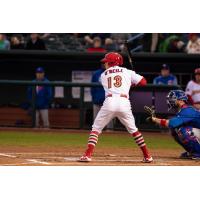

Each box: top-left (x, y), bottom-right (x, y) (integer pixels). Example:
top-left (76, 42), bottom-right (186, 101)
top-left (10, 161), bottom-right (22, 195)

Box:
top-left (144, 106), bottom-right (156, 123)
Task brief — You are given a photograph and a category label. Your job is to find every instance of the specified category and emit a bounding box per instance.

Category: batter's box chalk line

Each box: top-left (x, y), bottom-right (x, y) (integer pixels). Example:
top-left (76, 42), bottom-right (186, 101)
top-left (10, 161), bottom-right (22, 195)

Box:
top-left (64, 157), bottom-right (79, 161)
top-left (63, 157), bottom-right (149, 163)
top-left (26, 159), bottom-right (50, 165)
top-left (0, 153), bottom-right (17, 158)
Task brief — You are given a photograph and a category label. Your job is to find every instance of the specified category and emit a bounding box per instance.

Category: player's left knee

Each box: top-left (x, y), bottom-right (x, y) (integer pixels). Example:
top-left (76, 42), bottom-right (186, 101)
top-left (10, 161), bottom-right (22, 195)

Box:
top-left (177, 127), bottom-right (193, 140)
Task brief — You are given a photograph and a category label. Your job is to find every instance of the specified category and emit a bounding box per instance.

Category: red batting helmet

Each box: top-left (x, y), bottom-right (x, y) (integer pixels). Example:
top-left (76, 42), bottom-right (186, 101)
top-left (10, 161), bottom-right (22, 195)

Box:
top-left (195, 68), bottom-right (200, 74)
top-left (101, 52), bottom-right (123, 67)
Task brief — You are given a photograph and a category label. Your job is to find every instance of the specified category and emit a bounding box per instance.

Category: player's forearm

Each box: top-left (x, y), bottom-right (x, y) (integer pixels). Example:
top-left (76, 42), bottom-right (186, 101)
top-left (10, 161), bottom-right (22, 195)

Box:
top-left (152, 117), bottom-right (169, 127)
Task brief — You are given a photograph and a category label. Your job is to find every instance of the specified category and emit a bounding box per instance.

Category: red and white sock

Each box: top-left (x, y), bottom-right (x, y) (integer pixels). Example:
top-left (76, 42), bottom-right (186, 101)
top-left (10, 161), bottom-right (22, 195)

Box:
top-left (132, 131), bottom-right (151, 158)
top-left (84, 131), bottom-right (99, 158)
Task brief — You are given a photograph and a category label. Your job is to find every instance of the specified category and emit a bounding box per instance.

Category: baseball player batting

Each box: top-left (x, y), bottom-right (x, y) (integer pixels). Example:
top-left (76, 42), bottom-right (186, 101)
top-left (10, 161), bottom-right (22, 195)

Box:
top-left (79, 52), bottom-right (153, 163)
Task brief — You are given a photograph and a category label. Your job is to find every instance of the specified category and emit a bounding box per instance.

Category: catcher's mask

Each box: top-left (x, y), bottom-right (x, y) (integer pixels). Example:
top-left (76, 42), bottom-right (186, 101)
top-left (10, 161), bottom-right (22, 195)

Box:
top-left (166, 90), bottom-right (188, 111)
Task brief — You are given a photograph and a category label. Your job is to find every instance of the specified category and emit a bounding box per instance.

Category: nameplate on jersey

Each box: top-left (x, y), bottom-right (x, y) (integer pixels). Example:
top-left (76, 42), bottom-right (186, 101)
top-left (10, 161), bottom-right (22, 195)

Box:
top-left (105, 69), bottom-right (123, 75)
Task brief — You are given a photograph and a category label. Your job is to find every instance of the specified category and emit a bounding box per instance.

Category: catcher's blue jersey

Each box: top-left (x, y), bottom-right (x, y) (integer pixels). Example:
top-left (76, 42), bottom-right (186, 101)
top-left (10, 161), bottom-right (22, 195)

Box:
top-left (168, 105), bottom-right (200, 129)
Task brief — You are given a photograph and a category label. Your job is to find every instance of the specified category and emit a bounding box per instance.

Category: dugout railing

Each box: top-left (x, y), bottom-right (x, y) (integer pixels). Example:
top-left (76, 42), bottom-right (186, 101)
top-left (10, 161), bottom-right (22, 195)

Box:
top-left (0, 80), bottom-right (181, 130)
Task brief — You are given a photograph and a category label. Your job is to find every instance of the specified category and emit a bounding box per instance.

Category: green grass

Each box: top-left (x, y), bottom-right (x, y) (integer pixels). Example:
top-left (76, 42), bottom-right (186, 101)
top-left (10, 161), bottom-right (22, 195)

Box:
top-left (0, 131), bottom-right (180, 149)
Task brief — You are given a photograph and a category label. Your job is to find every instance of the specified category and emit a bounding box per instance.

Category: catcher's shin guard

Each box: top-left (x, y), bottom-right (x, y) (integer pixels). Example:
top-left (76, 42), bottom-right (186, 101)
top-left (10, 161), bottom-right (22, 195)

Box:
top-left (132, 131), bottom-right (152, 161)
top-left (171, 127), bottom-right (200, 156)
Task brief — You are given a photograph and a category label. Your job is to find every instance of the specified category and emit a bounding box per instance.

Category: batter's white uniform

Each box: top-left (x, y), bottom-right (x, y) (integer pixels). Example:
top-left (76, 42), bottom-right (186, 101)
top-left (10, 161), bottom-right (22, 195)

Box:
top-left (185, 80), bottom-right (200, 138)
top-left (92, 66), bottom-right (143, 134)
top-left (185, 80), bottom-right (200, 104)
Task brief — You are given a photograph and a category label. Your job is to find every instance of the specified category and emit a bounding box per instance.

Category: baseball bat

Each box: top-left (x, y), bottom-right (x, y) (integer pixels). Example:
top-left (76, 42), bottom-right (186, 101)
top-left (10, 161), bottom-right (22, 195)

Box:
top-left (125, 40), bottom-right (134, 70)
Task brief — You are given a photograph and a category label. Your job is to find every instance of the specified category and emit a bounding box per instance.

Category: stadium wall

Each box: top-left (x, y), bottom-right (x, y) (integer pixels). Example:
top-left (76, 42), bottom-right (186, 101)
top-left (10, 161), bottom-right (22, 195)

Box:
top-left (0, 50), bottom-right (199, 104)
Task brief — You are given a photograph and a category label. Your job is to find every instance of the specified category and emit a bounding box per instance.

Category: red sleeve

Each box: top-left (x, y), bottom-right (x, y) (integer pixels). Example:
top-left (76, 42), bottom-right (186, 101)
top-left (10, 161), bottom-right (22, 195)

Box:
top-left (136, 77), bottom-right (147, 86)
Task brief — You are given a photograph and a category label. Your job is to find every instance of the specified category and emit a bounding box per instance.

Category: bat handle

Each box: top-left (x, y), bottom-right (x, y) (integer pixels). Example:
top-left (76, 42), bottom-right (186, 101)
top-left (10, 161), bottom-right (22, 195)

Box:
top-left (125, 41), bottom-right (134, 69)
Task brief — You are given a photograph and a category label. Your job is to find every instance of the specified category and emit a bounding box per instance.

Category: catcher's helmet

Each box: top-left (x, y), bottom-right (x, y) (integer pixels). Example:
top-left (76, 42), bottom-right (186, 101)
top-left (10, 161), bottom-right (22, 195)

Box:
top-left (101, 52), bottom-right (123, 67)
top-left (166, 90), bottom-right (188, 110)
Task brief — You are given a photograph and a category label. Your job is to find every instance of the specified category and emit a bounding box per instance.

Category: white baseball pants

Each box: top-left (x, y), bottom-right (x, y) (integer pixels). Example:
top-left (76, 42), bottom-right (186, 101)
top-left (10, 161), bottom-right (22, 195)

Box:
top-left (93, 104), bottom-right (114, 129)
top-left (92, 95), bottom-right (138, 133)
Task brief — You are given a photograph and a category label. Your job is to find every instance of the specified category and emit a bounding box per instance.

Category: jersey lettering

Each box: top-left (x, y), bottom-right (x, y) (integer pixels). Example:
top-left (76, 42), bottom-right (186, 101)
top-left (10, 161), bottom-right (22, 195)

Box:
top-left (107, 77), bottom-right (112, 89)
top-left (114, 75), bottom-right (122, 87)
top-left (105, 69), bottom-right (123, 75)
top-left (101, 66), bottom-right (143, 97)
top-left (107, 75), bottom-right (122, 88)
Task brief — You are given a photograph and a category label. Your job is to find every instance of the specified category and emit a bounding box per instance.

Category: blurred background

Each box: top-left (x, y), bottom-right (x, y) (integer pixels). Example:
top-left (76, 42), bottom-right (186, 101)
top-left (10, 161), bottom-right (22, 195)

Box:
top-left (0, 33), bottom-right (200, 130)
top-left (1, 33), bottom-right (199, 53)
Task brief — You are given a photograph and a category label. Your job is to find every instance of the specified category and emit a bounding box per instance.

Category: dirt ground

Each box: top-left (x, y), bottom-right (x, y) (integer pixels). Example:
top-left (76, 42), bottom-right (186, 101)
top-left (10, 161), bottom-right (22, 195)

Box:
top-left (0, 128), bottom-right (200, 166)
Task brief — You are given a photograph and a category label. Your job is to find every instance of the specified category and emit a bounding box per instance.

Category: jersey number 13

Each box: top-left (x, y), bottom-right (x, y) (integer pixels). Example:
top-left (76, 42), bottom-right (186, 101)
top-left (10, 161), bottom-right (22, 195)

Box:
top-left (107, 75), bottom-right (122, 88)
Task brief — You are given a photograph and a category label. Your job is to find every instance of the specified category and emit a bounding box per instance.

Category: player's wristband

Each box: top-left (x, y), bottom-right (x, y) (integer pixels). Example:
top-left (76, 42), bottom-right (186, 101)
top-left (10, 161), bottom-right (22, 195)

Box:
top-left (160, 119), bottom-right (167, 127)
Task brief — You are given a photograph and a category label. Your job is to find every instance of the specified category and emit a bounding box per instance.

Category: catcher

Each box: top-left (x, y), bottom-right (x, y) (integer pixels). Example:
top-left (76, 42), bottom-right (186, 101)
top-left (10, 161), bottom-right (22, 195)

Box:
top-left (145, 89), bottom-right (200, 159)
